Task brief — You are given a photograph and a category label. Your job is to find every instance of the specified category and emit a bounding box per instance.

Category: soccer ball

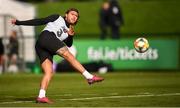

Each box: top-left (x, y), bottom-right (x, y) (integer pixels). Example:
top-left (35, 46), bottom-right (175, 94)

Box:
top-left (134, 37), bottom-right (149, 53)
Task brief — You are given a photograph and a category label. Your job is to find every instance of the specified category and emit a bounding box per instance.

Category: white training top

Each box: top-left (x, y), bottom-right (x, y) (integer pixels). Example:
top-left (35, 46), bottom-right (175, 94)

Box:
top-left (43, 16), bottom-right (69, 41)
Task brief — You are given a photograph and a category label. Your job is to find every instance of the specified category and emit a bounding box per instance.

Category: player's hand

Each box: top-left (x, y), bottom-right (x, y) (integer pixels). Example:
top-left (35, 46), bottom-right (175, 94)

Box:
top-left (11, 19), bottom-right (17, 25)
top-left (67, 25), bottom-right (75, 36)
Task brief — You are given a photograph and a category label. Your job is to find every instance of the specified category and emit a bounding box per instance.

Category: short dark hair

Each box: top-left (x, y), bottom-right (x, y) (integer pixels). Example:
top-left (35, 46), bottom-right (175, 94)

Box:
top-left (65, 8), bottom-right (79, 18)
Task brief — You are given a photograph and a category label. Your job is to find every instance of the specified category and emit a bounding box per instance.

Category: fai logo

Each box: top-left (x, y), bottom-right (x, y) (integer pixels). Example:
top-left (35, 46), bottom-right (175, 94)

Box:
top-left (62, 26), bottom-right (68, 33)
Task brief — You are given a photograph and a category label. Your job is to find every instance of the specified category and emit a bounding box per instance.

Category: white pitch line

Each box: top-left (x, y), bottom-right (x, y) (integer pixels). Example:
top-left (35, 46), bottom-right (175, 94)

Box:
top-left (0, 101), bottom-right (33, 104)
top-left (40, 93), bottom-right (118, 97)
top-left (58, 93), bottom-right (180, 101)
top-left (0, 93), bottom-right (180, 104)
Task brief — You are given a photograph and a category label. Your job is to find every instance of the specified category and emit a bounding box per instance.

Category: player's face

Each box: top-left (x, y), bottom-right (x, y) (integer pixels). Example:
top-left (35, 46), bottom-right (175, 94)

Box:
top-left (65, 11), bottom-right (78, 25)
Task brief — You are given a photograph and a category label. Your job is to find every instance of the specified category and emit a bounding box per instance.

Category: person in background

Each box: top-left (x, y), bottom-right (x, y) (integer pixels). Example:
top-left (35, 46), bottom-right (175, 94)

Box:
top-left (0, 38), bottom-right (4, 74)
top-left (99, 1), bottom-right (110, 40)
top-left (7, 30), bottom-right (19, 73)
top-left (108, 0), bottom-right (124, 39)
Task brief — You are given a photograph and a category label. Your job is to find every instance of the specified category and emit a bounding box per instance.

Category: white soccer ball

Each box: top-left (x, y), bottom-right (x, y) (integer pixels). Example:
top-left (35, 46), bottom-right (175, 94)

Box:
top-left (134, 37), bottom-right (149, 53)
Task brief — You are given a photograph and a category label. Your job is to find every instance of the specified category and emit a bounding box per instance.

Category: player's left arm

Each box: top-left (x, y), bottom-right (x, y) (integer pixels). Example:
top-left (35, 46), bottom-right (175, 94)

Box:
top-left (67, 25), bottom-right (75, 36)
top-left (63, 36), bottom-right (73, 47)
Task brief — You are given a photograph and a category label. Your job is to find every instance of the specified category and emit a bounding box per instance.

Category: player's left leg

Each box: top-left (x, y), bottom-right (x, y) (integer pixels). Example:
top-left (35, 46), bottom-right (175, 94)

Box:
top-left (56, 46), bottom-right (104, 84)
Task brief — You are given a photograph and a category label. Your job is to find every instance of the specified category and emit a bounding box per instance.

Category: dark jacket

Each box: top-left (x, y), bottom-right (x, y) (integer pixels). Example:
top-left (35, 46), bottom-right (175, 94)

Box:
top-left (109, 0), bottom-right (124, 27)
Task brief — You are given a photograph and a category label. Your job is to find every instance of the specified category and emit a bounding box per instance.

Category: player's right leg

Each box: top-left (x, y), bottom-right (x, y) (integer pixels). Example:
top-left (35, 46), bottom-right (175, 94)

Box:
top-left (56, 46), bottom-right (104, 84)
top-left (36, 59), bottom-right (54, 104)
top-left (35, 33), bottom-right (55, 103)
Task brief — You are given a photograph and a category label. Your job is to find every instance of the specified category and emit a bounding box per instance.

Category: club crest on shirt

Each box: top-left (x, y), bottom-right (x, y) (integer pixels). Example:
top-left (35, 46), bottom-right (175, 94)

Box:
top-left (62, 26), bottom-right (68, 33)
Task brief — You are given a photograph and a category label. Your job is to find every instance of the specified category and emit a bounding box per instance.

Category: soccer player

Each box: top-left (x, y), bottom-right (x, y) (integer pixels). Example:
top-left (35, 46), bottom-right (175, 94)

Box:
top-left (11, 8), bottom-right (104, 104)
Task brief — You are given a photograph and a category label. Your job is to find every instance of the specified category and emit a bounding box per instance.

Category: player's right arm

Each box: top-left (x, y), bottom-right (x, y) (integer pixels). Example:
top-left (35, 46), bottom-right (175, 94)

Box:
top-left (11, 14), bottom-right (59, 26)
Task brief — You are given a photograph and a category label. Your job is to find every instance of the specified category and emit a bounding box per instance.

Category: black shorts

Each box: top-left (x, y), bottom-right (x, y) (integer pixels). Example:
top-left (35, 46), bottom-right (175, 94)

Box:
top-left (35, 30), bottom-right (65, 64)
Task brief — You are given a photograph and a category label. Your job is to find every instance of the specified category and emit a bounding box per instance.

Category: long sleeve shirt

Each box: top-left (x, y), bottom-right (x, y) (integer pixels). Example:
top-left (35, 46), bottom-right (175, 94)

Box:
top-left (15, 14), bottom-right (73, 47)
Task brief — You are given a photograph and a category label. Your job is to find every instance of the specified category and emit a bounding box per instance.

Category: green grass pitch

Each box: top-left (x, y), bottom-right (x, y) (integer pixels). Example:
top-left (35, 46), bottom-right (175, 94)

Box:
top-left (0, 72), bottom-right (180, 107)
